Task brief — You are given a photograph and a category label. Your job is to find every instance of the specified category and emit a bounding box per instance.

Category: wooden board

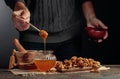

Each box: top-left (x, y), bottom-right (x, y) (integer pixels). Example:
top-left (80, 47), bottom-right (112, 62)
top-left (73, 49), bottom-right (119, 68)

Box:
top-left (58, 67), bottom-right (92, 72)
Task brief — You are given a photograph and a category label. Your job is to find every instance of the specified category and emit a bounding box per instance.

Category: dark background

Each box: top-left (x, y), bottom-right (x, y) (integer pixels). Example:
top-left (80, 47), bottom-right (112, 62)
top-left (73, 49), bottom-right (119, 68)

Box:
top-left (80, 0), bottom-right (120, 64)
top-left (0, 0), bottom-right (119, 68)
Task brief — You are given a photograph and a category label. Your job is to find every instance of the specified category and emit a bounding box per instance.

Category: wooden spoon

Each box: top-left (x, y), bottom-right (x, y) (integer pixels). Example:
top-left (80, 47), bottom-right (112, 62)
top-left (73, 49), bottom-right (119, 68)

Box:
top-left (13, 12), bottom-right (48, 40)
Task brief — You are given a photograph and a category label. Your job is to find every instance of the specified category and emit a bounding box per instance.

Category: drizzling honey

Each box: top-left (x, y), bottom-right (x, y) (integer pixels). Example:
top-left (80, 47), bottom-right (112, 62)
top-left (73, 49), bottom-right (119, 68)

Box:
top-left (43, 39), bottom-right (46, 53)
top-left (39, 30), bottom-right (48, 40)
top-left (38, 29), bottom-right (48, 52)
top-left (36, 30), bottom-right (57, 72)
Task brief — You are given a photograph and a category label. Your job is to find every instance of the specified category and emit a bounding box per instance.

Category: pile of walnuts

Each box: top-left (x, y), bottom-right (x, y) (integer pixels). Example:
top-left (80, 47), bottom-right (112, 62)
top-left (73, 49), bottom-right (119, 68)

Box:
top-left (55, 56), bottom-right (101, 72)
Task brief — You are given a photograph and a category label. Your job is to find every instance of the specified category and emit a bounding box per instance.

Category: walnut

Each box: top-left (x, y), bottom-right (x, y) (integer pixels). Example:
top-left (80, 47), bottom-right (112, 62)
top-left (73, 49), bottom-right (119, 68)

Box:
top-left (70, 56), bottom-right (77, 67)
top-left (64, 59), bottom-right (72, 69)
top-left (77, 60), bottom-right (84, 68)
top-left (55, 61), bottom-right (64, 71)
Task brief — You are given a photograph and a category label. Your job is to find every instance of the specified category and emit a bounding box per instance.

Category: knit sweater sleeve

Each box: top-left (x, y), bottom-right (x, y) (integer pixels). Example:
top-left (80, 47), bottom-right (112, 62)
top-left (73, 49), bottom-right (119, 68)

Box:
top-left (4, 0), bottom-right (25, 10)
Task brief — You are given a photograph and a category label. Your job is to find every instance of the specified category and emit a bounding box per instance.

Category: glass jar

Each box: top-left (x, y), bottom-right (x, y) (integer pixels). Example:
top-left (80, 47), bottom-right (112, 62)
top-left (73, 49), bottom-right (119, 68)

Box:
top-left (34, 50), bottom-right (57, 72)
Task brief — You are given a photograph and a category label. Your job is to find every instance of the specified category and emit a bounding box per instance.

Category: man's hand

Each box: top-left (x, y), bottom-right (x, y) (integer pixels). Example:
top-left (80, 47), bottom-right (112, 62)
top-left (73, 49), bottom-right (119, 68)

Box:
top-left (86, 17), bottom-right (108, 43)
top-left (12, 2), bottom-right (30, 31)
top-left (82, 1), bottom-right (108, 43)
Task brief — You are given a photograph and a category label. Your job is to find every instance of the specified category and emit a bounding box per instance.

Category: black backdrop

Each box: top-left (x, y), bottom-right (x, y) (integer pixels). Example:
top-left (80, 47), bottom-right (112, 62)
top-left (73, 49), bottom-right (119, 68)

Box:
top-left (79, 0), bottom-right (120, 64)
top-left (0, 0), bottom-right (119, 68)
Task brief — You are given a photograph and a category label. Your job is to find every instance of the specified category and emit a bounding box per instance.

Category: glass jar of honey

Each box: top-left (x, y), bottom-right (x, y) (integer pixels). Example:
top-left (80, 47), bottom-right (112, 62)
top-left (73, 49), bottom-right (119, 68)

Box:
top-left (34, 50), bottom-right (57, 72)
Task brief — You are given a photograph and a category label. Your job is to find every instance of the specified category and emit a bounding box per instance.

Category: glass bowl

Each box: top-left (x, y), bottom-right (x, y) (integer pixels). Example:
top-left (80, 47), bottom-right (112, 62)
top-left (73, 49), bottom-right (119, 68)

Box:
top-left (34, 50), bottom-right (57, 72)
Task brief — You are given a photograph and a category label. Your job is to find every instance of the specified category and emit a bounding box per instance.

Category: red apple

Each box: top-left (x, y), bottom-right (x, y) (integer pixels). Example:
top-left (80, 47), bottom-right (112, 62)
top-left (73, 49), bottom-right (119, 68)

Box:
top-left (85, 27), bottom-right (106, 39)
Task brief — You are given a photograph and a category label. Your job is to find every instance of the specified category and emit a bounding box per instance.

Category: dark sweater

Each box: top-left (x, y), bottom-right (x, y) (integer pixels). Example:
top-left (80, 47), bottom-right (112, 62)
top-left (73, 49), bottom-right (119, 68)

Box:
top-left (5, 0), bottom-right (89, 43)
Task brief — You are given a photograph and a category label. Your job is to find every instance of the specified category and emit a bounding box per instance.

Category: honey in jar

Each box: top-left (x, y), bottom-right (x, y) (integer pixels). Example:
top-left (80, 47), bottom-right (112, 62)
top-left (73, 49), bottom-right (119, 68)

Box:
top-left (34, 50), bottom-right (57, 72)
top-left (34, 60), bottom-right (56, 72)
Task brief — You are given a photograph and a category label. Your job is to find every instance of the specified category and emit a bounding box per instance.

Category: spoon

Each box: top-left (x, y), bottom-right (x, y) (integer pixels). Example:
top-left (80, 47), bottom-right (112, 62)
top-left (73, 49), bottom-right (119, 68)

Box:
top-left (13, 12), bottom-right (48, 40)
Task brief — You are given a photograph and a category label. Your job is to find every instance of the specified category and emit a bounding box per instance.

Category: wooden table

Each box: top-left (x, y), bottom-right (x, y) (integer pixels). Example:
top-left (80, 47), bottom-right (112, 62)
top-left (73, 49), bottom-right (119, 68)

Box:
top-left (0, 65), bottom-right (120, 79)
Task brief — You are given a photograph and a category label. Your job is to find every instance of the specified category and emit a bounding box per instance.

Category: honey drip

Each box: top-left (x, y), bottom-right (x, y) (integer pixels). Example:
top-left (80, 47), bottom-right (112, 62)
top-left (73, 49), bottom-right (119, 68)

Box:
top-left (43, 39), bottom-right (46, 53)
